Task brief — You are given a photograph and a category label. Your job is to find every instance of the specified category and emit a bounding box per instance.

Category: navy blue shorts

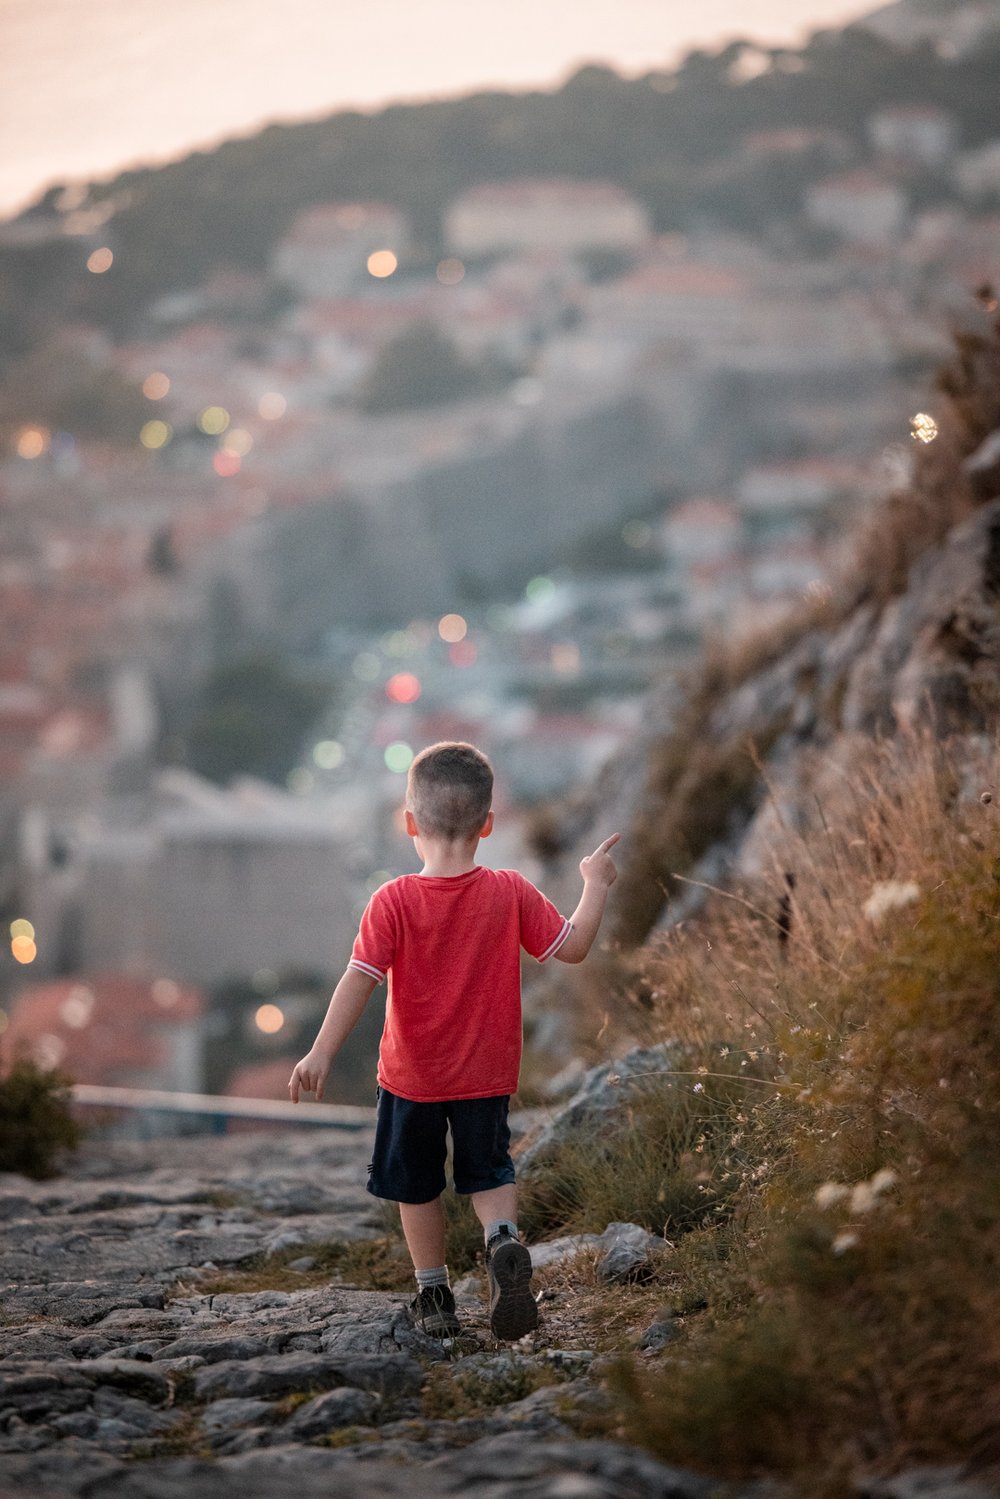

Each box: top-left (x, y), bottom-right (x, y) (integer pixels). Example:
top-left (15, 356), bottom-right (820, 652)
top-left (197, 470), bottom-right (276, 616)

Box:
top-left (366, 1087), bottom-right (516, 1204)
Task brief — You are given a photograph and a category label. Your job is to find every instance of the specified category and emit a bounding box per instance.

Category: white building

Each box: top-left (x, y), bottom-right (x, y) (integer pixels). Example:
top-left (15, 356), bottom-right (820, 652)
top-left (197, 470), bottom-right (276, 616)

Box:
top-left (956, 141), bottom-right (1000, 201)
top-left (444, 179), bottom-right (651, 258)
top-left (805, 171), bottom-right (908, 246)
top-left (660, 496), bottom-right (743, 567)
top-left (21, 769), bottom-right (362, 986)
top-left (272, 203), bottom-right (410, 299)
top-left (868, 105), bottom-right (959, 167)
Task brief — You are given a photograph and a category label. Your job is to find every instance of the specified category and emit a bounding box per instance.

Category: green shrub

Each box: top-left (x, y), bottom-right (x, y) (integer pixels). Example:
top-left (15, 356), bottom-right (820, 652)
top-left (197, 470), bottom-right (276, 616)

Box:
top-left (0, 1058), bottom-right (81, 1178)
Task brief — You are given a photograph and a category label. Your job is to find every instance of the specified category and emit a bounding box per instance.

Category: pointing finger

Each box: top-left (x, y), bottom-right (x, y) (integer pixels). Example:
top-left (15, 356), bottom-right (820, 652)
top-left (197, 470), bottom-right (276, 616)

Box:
top-left (596, 833), bottom-right (620, 854)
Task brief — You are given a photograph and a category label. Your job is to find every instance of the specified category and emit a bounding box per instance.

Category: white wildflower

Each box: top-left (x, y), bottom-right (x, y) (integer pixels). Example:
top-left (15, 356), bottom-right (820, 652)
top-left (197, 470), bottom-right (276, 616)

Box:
top-left (862, 881), bottom-right (921, 924)
top-left (849, 1182), bottom-right (876, 1215)
top-left (870, 1168), bottom-right (898, 1197)
top-left (815, 1182), bottom-right (850, 1210)
top-left (832, 1231), bottom-right (859, 1256)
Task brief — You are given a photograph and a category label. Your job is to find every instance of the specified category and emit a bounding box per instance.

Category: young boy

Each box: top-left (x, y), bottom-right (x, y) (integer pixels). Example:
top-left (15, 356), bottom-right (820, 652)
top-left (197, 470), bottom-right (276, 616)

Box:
top-left (288, 741), bottom-right (618, 1342)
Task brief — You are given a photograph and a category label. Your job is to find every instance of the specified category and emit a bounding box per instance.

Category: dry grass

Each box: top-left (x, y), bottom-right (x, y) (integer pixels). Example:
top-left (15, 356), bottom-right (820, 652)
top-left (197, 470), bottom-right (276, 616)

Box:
top-left (609, 729), bottom-right (1000, 1489)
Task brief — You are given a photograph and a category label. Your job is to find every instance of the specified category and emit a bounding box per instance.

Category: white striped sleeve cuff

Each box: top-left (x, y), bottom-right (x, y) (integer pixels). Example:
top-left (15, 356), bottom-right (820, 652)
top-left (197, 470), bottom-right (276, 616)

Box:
top-left (537, 918), bottom-right (573, 963)
top-left (348, 958), bottom-right (386, 983)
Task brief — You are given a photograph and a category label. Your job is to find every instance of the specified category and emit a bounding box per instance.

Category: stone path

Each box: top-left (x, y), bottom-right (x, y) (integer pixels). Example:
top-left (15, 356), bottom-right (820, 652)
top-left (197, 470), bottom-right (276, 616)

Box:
top-left (0, 1127), bottom-right (723, 1499)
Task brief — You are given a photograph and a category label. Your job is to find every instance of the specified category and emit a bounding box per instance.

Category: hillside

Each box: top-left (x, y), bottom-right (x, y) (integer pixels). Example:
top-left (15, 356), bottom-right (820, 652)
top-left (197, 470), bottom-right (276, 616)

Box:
top-left (2, 11), bottom-right (999, 349)
top-left (531, 295), bottom-right (1000, 950)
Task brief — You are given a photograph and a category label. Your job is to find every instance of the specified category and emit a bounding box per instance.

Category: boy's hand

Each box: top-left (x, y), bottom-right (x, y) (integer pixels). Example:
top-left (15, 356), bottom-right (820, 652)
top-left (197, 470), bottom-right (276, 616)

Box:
top-left (288, 1049), bottom-right (331, 1104)
top-left (580, 833), bottom-right (620, 888)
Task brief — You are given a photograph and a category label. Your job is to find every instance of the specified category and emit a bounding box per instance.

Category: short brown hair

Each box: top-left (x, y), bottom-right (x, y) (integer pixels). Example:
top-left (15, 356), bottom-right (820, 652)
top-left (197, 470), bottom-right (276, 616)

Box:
top-left (406, 742), bottom-right (493, 840)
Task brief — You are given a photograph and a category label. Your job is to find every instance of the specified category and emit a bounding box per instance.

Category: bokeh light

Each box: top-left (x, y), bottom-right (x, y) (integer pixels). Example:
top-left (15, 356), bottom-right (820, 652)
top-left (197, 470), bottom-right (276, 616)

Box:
top-left (198, 406), bottom-right (230, 436)
top-left (152, 979), bottom-right (181, 1008)
top-left (87, 247), bottom-right (113, 274)
top-left (384, 742), bottom-right (414, 773)
top-left (10, 919), bottom-right (35, 940)
top-left (436, 257), bottom-right (465, 286)
top-left (910, 412), bottom-right (939, 444)
top-left (140, 420), bottom-right (172, 450)
top-left (438, 613), bottom-right (467, 643)
top-left (255, 1003), bottom-right (285, 1034)
top-left (367, 249), bottom-right (398, 278)
top-left (313, 739), bottom-right (345, 770)
top-left (60, 986), bottom-right (95, 1029)
top-left (258, 392), bottom-right (287, 420)
top-left (16, 427), bottom-right (49, 460)
top-left (622, 520), bottom-right (652, 549)
top-left (526, 575), bottom-right (556, 603)
top-left (33, 1033), bottom-right (66, 1068)
top-left (213, 450), bottom-right (241, 477)
top-left (221, 428), bottom-right (254, 457)
top-left (11, 935), bottom-right (37, 964)
top-left (385, 672), bottom-right (421, 704)
top-left (143, 372), bottom-right (170, 400)
top-left (383, 629), bottom-right (415, 657)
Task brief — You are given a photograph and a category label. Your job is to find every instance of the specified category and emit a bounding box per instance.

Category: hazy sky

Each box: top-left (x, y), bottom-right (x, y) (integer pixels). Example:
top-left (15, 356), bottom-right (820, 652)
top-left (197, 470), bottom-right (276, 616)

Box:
top-left (0, 0), bottom-right (878, 218)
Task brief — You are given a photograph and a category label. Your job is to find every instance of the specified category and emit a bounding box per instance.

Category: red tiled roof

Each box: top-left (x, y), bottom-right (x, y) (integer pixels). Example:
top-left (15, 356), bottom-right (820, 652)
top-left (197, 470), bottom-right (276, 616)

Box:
top-left (2, 973), bottom-right (203, 1087)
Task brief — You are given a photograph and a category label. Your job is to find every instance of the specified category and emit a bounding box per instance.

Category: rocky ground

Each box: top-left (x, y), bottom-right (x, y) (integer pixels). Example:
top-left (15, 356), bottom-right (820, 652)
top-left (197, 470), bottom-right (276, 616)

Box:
top-left (1, 1121), bottom-right (993, 1499)
top-left (0, 1121), bottom-right (718, 1499)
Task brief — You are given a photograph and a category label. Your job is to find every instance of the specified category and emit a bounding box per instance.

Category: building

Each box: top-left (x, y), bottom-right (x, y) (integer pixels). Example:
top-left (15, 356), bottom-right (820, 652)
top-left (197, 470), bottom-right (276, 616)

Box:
top-left (271, 203), bottom-right (410, 300)
top-left (868, 105), bottom-right (959, 167)
top-left (660, 496), bottom-right (744, 567)
top-left (956, 141), bottom-right (1000, 201)
top-left (444, 179), bottom-right (651, 258)
top-left (20, 769), bottom-right (361, 987)
top-left (805, 171), bottom-right (908, 246)
top-left (2, 973), bottom-right (203, 1092)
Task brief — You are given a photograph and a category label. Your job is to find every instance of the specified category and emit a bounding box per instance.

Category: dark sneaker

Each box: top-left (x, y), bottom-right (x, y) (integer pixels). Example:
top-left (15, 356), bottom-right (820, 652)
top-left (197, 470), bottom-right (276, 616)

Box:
top-left (411, 1283), bottom-right (461, 1339)
top-left (486, 1230), bottom-right (538, 1341)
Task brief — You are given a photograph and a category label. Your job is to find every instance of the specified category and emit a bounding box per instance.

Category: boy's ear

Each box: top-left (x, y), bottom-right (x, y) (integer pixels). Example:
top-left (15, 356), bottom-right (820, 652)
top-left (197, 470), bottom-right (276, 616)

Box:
top-left (479, 811), bottom-right (495, 838)
top-left (404, 809), bottom-right (419, 837)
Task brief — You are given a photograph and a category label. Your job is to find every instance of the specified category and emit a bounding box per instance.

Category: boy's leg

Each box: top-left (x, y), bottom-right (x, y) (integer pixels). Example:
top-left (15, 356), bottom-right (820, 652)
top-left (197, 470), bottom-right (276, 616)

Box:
top-left (368, 1092), bottom-right (458, 1338)
top-left (398, 1196), bottom-right (447, 1271)
top-left (451, 1099), bottom-right (537, 1343)
top-left (469, 1182), bottom-right (518, 1234)
top-left (398, 1196), bottom-right (460, 1338)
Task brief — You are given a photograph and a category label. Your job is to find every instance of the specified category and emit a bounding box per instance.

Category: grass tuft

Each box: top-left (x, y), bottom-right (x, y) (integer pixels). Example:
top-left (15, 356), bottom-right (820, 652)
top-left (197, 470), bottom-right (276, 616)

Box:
top-left (607, 730), bottom-right (1000, 1486)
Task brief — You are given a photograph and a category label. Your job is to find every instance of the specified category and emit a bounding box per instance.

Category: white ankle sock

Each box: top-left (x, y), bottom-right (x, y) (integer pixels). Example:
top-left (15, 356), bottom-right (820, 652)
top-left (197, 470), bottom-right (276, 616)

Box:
top-left (485, 1219), bottom-right (519, 1244)
top-left (415, 1265), bottom-right (450, 1290)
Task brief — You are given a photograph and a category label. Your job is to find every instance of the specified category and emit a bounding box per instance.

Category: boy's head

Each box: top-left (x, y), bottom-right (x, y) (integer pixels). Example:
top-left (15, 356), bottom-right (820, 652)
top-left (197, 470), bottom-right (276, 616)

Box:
top-left (406, 741), bottom-right (493, 842)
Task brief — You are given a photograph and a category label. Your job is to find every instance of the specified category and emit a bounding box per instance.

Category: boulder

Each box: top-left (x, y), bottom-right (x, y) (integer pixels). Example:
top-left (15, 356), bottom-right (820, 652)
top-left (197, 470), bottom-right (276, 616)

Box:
top-left (517, 1043), bottom-right (690, 1174)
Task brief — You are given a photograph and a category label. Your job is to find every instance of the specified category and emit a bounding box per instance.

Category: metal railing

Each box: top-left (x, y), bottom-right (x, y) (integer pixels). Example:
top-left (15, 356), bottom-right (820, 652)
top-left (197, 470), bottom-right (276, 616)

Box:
top-left (70, 1083), bottom-right (374, 1135)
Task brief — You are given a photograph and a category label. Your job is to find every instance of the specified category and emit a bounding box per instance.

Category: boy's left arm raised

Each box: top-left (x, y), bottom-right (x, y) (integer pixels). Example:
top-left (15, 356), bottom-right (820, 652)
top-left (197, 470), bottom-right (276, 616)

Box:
top-left (555, 833), bottom-right (620, 964)
top-left (288, 966), bottom-right (377, 1103)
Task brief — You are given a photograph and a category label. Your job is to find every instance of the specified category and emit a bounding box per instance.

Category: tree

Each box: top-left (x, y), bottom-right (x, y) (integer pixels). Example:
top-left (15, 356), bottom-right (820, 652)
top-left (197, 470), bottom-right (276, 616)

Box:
top-left (185, 651), bottom-right (328, 785)
top-left (357, 322), bottom-right (508, 413)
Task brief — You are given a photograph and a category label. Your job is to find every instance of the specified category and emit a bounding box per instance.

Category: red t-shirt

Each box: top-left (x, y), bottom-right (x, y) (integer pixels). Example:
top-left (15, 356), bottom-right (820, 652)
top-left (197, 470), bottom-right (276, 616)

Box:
top-left (348, 866), bottom-right (571, 1102)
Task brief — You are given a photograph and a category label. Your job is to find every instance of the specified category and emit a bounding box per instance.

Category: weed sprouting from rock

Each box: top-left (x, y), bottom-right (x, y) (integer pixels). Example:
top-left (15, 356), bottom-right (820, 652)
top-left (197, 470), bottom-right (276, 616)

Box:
top-left (0, 1056), bottom-right (80, 1178)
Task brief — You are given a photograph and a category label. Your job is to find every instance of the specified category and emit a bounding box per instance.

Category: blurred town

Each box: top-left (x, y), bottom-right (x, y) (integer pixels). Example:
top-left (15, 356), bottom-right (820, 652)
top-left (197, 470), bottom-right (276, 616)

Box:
top-left (1, 0), bottom-right (998, 1109)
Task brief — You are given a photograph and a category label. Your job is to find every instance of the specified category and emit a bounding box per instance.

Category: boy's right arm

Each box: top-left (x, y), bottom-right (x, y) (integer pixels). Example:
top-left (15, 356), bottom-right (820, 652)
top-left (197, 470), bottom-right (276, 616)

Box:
top-left (288, 966), bottom-right (377, 1103)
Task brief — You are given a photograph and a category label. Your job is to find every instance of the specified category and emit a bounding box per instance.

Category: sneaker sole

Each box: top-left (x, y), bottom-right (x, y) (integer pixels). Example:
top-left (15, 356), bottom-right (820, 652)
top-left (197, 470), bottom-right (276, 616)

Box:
top-left (489, 1239), bottom-right (538, 1341)
top-left (419, 1312), bottom-right (461, 1338)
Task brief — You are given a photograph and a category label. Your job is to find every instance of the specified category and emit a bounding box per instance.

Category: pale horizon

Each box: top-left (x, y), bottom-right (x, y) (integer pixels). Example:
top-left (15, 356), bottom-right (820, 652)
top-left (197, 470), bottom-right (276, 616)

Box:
top-left (0, 0), bottom-right (881, 220)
